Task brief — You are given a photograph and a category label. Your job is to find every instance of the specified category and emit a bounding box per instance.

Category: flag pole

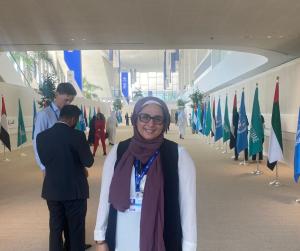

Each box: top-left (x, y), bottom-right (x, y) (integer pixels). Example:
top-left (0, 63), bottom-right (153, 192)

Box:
top-left (251, 159), bottom-right (262, 175)
top-left (269, 164), bottom-right (281, 187)
top-left (222, 141), bottom-right (228, 154)
top-left (20, 144), bottom-right (27, 157)
top-left (3, 145), bottom-right (10, 162)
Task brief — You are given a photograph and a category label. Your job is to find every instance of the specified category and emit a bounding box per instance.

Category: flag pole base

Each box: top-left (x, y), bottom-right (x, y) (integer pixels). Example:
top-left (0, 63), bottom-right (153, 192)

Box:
top-left (269, 180), bottom-right (281, 187)
top-left (251, 170), bottom-right (263, 175)
top-left (3, 158), bottom-right (10, 162)
top-left (239, 160), bottom-right (248, 166)
top-left (20, 152), bottom-right (27, 157)
top-left (295, 199), bottom-right (300, 203)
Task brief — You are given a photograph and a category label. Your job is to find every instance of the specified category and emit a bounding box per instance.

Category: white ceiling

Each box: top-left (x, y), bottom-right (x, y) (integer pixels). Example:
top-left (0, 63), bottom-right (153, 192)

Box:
top-left (120, 50), bottom-right (164, 72)
top-left (0, 0), bottom-right (300, 58)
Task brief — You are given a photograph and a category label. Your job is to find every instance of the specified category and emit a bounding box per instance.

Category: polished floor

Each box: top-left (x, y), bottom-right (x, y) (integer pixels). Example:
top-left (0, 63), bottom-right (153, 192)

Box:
top-left (0, 125), bottom-right (300, 251)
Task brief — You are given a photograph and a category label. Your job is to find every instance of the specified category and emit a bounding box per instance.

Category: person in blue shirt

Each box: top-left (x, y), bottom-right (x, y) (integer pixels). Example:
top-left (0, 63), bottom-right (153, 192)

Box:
top-left (33, 82), bottom-right (77, 172)
top-left (33, 82), bottom-right (93, 250)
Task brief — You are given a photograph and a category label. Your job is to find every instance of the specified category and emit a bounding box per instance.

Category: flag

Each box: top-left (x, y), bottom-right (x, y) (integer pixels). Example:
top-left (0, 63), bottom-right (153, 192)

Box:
top-left (204, 100), bottom-right (212, 136)
top-left (202, 102), bottom-right (206, 135)
top-left (236, 91), bottom-right (248, 154)
top-left (17, 99), bottom-right (27, 147)
top-left (88, 106), bottom-right (92, 127)
top-left (76, 105), bottom-right (86, 131)
top-left (267, 80), bottom-right (283, 170)
top-left (197, 104), bottom-right (202, 132)
top-left (229, 93), bottom-right (238, 149)
top-left (215, 98), bottom-right (223, 141)
top-left (212, 97), bottom-right (216, 137)
top-left (249, 87), bottom-right (263, 156)
top-left (32, 100), bottom-right (37, 140)
top-left (0, 96), bottom-right (11, 151)
top-left (193, 104), bottom-right (197, 131)
top-left (223, 96), bottom-right (231, 143)
top-left (83, 105), bottom-right (87, 126)
top-left (294, 108), bottom-right (300, 182)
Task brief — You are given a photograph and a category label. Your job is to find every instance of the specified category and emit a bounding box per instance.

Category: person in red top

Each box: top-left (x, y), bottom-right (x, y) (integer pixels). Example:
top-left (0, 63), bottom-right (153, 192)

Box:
top-left (88, 112), bottom-right (107, 156)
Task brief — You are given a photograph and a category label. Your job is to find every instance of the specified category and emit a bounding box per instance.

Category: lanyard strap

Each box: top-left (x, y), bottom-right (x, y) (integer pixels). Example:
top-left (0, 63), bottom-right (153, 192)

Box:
top-left (50, 104), bottom-right (59, 120)
top-left (134, 150), bottom-right (159, 192)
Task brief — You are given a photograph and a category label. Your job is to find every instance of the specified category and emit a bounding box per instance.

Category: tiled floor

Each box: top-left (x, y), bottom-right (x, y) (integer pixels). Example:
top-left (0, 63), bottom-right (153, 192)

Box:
top-left (0, 125), bottom-right (300, 251)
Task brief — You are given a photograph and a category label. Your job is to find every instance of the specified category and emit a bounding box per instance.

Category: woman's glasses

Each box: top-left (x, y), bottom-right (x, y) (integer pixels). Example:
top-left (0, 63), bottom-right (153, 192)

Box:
top-left (138, 113), bottom-right (164, 125)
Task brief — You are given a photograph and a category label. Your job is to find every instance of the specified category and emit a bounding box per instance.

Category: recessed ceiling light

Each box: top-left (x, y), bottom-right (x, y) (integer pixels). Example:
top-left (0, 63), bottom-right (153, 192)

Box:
top-left (267, 35), bottom-right (272, 39)
top-left (71, 38), bottom-right (75, 41)
top-left (279, 35), bottom-right (284, 39)
top-left (82, 38), bottom-right (86, 41)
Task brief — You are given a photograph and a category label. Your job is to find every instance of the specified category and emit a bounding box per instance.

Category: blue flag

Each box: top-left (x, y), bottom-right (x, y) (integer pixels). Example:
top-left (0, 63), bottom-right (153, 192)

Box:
top-left (215, 98), bottom-right (223, 141)
top-left (294, 108), bottom-right (300, 182)
top-left (236, 91), bottom-right (248, 154)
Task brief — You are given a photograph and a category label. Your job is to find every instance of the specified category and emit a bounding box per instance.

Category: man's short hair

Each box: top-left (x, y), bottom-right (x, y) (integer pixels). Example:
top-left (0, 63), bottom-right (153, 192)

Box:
top-left (56, 82), bottom-right (77, 96)
top-left (59, 105), bottom-right (81, 120)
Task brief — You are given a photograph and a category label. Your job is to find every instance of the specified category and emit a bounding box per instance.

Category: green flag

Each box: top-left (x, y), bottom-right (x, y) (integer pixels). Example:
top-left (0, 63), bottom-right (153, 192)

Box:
top-left (17, 99), bottom-right (27, 147)
top-left (267, 80), bottom-right (283, 170)
top-left (223, 96), bottom-right (231, 142)
top-left (204, 100), bottom-right (212, 136)
top-left (88, 106), bottom-right (92, 127)
top-left (249, 87), bottom-right (263, 156)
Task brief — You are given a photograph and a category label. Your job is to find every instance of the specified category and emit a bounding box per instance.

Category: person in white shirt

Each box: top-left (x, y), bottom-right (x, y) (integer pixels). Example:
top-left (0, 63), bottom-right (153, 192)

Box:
top-left (94, 97), bottom-right (197, 251)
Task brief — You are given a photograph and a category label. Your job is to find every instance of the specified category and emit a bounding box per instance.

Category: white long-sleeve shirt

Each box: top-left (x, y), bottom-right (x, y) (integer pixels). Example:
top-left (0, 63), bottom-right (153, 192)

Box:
top-left (94, 143), bottom-right (197, 251)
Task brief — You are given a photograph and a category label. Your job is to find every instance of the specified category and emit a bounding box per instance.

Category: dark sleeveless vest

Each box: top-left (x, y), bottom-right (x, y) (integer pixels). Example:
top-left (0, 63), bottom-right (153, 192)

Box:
top-left (105, 138), bottom-right (183, 251)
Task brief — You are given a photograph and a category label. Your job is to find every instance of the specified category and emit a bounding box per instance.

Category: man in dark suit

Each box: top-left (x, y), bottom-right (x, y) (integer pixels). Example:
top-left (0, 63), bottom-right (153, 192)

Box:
top-left (37, 105), bottom-right (94, 251)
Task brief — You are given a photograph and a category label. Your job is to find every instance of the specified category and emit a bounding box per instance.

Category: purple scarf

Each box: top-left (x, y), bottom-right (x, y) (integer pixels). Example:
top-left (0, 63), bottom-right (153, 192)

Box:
top-left (109, 97), bottom-right (170, 251)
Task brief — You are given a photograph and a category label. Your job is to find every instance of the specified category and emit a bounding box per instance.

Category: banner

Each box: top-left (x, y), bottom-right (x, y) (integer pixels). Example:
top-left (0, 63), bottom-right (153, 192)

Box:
top-left (64, 50), bottom-right (82, 90)
top-left (121, 72), bottom-right (129, 103)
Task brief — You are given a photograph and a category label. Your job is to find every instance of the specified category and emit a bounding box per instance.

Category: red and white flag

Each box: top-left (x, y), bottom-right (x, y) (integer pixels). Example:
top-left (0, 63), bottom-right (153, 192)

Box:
top-left (0, 96), bottom-right (11, 151)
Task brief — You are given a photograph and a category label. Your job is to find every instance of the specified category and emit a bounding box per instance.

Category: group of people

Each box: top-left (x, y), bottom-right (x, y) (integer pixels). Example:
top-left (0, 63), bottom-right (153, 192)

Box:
top-left (33, 83), bottom-right (197, 251)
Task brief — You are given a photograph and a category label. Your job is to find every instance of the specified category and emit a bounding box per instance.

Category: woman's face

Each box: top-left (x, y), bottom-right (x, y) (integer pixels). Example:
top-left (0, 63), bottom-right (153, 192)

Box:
top-left (137, 104), bottom-right (164, 140)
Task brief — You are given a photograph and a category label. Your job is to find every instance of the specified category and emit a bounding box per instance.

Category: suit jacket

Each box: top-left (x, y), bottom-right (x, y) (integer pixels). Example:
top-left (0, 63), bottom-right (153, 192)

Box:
top-left (36, 122), bottom-right (94, 201)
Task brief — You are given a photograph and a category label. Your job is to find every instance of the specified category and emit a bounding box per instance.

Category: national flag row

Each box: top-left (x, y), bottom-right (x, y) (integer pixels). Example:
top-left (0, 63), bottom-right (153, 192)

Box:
top-left (0, 96), bottom-right (98, 151)
top-left (191, 77), bottom-right (300, 183)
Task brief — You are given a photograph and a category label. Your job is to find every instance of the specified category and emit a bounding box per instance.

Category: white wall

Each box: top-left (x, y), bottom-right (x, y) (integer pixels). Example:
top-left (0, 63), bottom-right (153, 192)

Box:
top-left (210, 58), bottom-right (300, 166)
top-left (0, 52), bottom-right (24, 86)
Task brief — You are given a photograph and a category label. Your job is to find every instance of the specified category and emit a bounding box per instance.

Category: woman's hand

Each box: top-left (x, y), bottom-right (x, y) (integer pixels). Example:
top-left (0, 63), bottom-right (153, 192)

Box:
top-left (96, 243), bottom-right (109, 251)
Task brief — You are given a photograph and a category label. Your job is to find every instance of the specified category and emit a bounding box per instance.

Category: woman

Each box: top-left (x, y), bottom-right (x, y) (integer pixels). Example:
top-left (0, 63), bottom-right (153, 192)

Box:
top-left (88, 112), bottom-right (107, 156)
top-left (94, 97), bottom-right (197, 251)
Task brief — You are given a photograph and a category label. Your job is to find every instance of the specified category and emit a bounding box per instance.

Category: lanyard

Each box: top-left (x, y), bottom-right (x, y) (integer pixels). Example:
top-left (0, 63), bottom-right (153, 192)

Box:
top-left (134, 150), bottom-right (159, 192)
top-left (50, 104), bottom-right (59, 120)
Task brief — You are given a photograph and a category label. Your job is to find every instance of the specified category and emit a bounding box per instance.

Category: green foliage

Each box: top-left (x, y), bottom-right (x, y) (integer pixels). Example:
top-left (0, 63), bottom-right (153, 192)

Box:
top-left (82, 77), bottom-right (101, 100)
top-left (38, 74), bottom-right (57, 108)
top-left (177, 99), bottom-right (187, 107)
top-left (113, 98), bottom-right (123, 111)
top-left (132, 89), bottom-right (143, 101)
top-left (189, 90), bottom-right (203, 107)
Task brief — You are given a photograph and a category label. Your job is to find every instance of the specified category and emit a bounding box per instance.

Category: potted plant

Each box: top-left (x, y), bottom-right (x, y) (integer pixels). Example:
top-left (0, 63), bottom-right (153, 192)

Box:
top-left (38, 74), bottom-right (57, 108)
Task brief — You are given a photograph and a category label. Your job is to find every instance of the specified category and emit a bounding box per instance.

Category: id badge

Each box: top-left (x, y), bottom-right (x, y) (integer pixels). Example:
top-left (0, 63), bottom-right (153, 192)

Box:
top-left (127, 192), bottom-right (143, 212)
